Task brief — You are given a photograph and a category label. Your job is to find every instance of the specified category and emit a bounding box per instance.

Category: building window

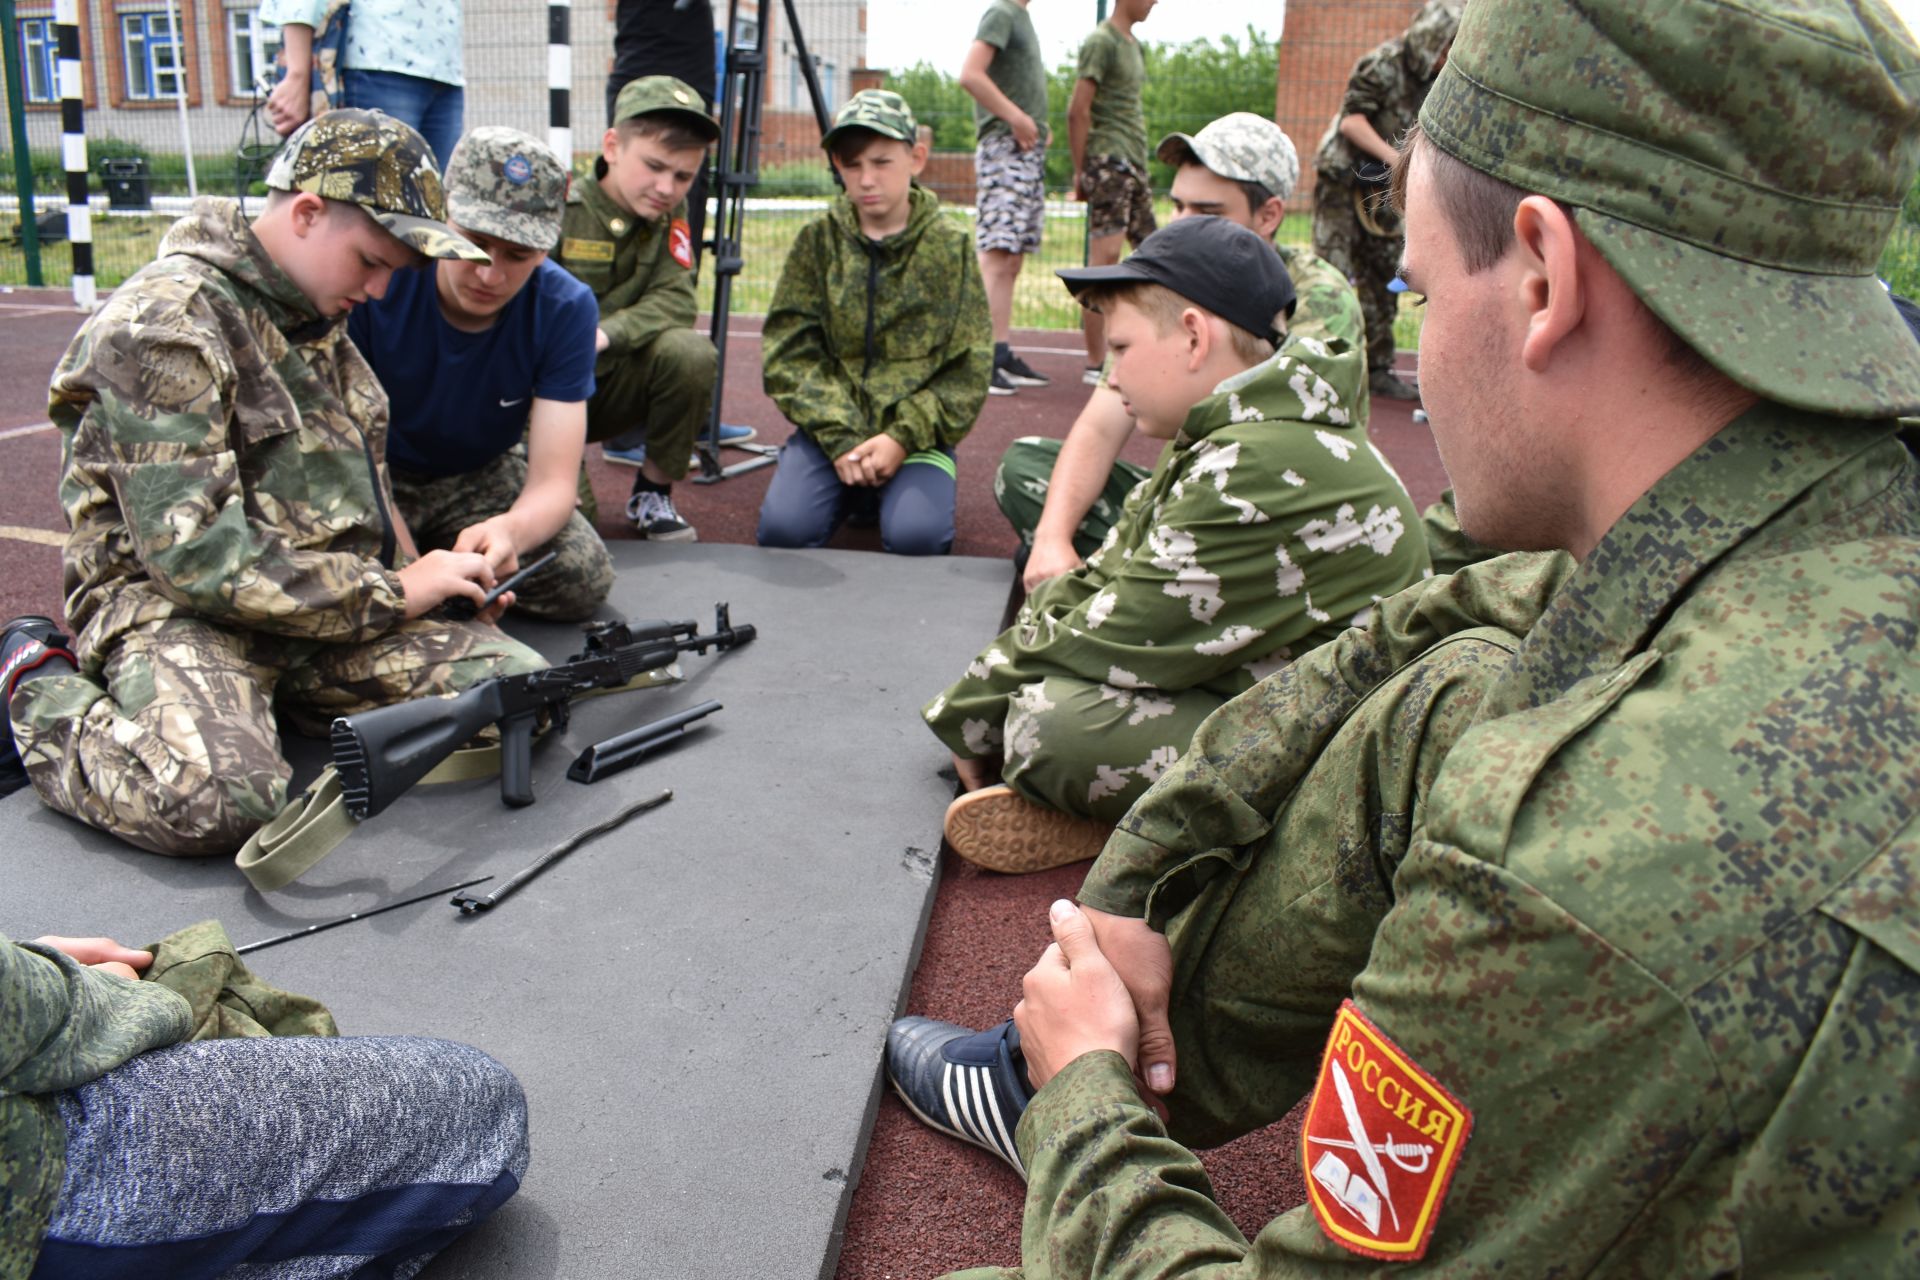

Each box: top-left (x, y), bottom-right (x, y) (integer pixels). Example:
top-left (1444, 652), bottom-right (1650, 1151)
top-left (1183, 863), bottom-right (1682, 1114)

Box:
top-left (227, 6), bottom-right (281, 97)
top-left (17, 17), bottom-right (57, 103)
top-left (818, 60), bottom-right (836, 110)
top-left (121, 10), bottom-right (184, 100)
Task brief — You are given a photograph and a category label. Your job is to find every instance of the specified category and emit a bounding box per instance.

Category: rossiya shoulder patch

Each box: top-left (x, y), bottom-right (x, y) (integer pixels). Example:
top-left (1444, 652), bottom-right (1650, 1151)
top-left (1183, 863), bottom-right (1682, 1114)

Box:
top-left (1300, 1000), bottom-right (1472, 1262)
top-left (563, 237), bottom-right (615, 263)
top-left (669, 218), bottom-right (693, 269)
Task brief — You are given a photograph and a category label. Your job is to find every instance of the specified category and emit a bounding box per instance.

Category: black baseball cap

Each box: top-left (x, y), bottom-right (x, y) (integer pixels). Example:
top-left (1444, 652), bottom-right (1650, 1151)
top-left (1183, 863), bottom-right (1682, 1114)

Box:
top-left (1056, 216), bottom-right (1295, 342)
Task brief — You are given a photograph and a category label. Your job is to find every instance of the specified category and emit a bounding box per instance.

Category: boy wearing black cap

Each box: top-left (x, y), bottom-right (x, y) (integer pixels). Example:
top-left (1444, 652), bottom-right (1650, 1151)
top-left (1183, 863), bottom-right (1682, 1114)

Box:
top-left (553, 75), bottom-right (726, 540)
top-left (920, 216), bottom-right (1428, 874)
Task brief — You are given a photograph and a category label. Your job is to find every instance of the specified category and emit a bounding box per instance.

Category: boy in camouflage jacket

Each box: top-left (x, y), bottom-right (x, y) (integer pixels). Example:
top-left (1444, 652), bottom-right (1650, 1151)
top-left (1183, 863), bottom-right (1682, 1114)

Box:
top-left (924, 217), bottom-right (1428, 870)
top-left (757, 90), bottom-right (993, 556)
top-left (0, 112), bottom-right (544, 857)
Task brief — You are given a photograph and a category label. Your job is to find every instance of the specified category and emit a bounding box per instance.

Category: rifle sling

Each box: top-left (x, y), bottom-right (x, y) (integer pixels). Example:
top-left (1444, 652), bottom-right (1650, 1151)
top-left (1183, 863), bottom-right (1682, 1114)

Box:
top-left (232, 664), bottom-right (683, 891)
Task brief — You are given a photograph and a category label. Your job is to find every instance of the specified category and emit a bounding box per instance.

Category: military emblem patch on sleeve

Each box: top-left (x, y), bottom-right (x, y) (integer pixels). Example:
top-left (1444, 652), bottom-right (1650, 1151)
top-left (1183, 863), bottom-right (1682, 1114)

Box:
top-left (1301, 1000), bottom-right (1472, 1262)
top-left (669, 218), bottom-right (693, 269)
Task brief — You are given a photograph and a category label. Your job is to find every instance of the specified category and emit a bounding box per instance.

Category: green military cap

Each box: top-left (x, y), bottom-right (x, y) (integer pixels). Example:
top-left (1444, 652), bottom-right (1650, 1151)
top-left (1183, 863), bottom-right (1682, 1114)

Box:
top-left (612, 75), bottom-right (721, 143)
top-left (822, 89), bottom-right (918, 150)
top-left (446, 127), bottom-right (569, 251)
top-left (1157, 113), bottom-right (1300, 201)
top-left (264, 108), bottom-right (488, 262)
top-left (1420, 0), bottom-right (1920, 419)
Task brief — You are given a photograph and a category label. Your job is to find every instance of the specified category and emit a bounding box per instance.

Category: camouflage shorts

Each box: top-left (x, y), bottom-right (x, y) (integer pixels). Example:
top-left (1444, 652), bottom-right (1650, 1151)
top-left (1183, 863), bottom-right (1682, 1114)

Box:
top-left (975, 133), bottom-right (1046, 255)
top-left (1081, 154), bottom-right (1156, 246)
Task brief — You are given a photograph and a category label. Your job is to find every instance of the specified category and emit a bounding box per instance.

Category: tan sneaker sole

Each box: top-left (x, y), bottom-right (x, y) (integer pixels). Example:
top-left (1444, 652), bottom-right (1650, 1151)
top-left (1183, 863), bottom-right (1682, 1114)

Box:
top-left (943, 785), bottom-right (1113, 874)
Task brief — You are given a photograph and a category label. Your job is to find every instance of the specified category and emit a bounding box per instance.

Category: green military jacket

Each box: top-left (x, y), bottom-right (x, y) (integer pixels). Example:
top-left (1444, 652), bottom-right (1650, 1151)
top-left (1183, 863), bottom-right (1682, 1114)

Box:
top-left (1312, 0), bottom-right (1455, 188)
top-left (552, 161), bottom-right (698, 357)
top-left (762, 185), bottom-right (992, 461)
top-left (48, 198), bottom-right (409, 671)
top-left (999, 407), bottom-right (1920, 1276)
top-left (924, 331), bottom-right (1428, 761)
top-left (1, 935), bottom-right (192, 1280)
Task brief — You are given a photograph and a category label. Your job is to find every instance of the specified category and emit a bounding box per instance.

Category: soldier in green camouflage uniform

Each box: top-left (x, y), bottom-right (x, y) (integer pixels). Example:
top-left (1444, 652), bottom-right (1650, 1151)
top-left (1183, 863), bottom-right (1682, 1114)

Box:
top-left (923, 1), bottom-right (1920, 1274)
top-left (1310, 0), bottom-right (1459, 400)
top-left (552, 76), bottom-right (720, 538)
top-left (997, 114), bottom-right (1369, 590)
top-left (757, 90), bottom-right (993, 556)
top-left (925, 217), bottom-right (1428, 845)
top-left (6, 111), bottom-right (545, 858)
top-left (350, 126), bottom-right (614, 621)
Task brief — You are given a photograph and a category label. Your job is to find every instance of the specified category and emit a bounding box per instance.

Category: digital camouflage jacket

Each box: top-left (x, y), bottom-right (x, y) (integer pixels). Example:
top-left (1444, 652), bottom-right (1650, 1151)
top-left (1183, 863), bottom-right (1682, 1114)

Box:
top-left (552, 160), bottom-right (698, 357)
top-left (47, 198), bottom-right (409, 670)
top-left (986, 407), bottom-right (1920, 1277)
top-left (1, 936), bottom-right (191, 1280)
top-left (924, 331), bottom-right (1428, 761)
top-left (762, 185), bottom-right (992, 461)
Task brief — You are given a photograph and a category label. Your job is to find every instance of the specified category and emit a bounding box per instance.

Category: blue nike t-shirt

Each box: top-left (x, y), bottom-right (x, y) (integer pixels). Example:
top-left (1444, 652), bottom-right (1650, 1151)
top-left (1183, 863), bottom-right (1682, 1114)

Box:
top-left (349, 258), bottom-right (599, 478)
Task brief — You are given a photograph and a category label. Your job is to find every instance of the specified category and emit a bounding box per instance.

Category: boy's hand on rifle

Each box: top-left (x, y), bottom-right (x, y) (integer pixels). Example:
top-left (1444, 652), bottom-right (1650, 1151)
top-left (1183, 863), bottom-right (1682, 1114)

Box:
top-left (398, 550), bottom-right (510, 622)
top-left (454, 517), bottom-right (522, 579)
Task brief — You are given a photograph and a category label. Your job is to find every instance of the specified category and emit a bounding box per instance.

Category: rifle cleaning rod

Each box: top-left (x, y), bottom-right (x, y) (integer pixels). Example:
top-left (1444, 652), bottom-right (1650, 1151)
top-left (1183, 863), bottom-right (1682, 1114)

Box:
top-left (234, 875), bottom-right (496, 955)
top-left (452, 789), bottom-right (674, 915)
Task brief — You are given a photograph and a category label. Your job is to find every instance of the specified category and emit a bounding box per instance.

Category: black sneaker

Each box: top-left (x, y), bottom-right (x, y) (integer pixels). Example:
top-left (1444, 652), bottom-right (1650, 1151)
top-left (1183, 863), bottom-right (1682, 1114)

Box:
top-left (1, 616), bottom-right (75, 798)
top-left (1000, 351), bottom-right (1050, 387)
top-left (885, 1016), bottom-right (1031, 1176)
top-left (1370, 370), bottom-right (1421, 401)
top-left (626, 489), bottom-right (698, 542)
top-left (988, 366), bottom-right (1018, 397)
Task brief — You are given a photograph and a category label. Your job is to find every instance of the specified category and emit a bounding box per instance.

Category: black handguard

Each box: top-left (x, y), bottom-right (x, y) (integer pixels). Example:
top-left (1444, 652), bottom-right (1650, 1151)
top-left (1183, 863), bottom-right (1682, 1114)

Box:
top-left (330, 604), bottom-right (757, 819)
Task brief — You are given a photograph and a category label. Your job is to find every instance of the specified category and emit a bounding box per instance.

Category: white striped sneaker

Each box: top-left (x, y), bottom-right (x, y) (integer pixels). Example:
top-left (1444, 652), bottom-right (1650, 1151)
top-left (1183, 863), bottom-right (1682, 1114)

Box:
top-left (885, 1016), bottom-right (1032, 1177)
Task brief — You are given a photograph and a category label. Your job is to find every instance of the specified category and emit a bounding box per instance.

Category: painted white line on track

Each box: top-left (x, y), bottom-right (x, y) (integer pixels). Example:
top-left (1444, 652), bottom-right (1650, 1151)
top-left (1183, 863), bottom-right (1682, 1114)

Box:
top-left (0, 423), bottom-right (56, 441)
top-left (0, 524), bottom-right (63, 547)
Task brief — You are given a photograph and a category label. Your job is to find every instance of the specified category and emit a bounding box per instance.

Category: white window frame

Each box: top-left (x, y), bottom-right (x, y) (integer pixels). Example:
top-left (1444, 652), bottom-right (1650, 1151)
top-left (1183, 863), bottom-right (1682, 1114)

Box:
top-left (17, 16), bottom-right (56, 104)
top-left (121, 9), bottom-right (186, 101)
top-left (226, 5), bottom-right (281, 97)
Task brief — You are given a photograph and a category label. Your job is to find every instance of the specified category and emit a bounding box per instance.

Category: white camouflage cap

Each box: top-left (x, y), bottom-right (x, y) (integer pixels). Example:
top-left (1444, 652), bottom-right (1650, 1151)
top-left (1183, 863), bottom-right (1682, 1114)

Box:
top-left (1156, 112), bottom-right (1300, 201)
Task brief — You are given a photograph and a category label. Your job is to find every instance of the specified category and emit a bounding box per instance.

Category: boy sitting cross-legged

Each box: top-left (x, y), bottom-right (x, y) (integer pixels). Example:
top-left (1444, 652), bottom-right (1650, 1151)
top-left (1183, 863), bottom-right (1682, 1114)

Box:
top-left (756, 90), bottom-right (992, 556)
top-left (922, 215), bottom-right (1430, 874)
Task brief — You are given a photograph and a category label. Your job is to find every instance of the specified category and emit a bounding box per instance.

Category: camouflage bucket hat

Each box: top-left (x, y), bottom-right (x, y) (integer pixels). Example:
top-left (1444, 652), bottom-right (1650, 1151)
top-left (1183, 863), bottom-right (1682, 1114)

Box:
top-left (446, 127), bottom-right (569, 251)
top-left (613, 75), bottom-right (721, 142)
top-left (1157, 112), bottom-right (1299, 201)
top-left (822, 89), bottom-right (918, 150)
top-left (265, 108), bottom-right (488, 262)
top-left (1420, 0), bottom-right (1920, 419)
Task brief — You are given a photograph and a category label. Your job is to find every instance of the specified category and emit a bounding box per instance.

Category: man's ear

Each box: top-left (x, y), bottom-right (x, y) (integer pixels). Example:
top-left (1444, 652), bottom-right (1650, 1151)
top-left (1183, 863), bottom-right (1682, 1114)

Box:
top-left (287, 190), bottom-right (326, 239)
top-left (1179, 306), bottom-right (1212, 370)
top-left (1253, 196), bottom-right (1285, 240)
top-left (601, 127), bottom-right (622, 169)
top-left (1513, 194), bottom-right (1586, 373)
top-left (908, 140), bottom-right (930, 176)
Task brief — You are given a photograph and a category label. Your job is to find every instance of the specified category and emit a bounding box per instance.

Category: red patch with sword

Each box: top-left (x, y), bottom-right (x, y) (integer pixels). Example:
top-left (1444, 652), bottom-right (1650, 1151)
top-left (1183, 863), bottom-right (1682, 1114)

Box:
top-left (669, 218), bottom-right (693, 269)
top-left (1300, 1001), bottom-right (1473, 1261)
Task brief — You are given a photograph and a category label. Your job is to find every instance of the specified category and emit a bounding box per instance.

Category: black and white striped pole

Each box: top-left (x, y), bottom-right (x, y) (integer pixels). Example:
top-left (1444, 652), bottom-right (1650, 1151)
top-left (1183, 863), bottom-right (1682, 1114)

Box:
top-left (54, 0), bottom-right (93, 309)
top-left (548, 0), bottom-right (571, 164)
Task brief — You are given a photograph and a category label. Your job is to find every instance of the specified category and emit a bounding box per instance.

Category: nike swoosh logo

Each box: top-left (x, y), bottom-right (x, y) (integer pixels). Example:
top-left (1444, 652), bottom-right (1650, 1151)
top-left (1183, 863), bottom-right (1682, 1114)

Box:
top-left (499, 397), bottom-right (526, 408)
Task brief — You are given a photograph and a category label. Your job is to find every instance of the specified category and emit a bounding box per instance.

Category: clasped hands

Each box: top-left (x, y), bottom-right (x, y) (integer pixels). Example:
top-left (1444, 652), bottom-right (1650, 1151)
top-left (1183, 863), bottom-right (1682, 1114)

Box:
top-left (1013, 900), bottom-right (1178, 1103)
top-left (834, 433), bottom-right (908, 488)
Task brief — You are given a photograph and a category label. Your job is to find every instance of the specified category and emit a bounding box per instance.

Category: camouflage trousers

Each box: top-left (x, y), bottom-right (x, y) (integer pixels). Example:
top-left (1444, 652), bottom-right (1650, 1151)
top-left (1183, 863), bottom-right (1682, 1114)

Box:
top-left (976, 132), bottom-right (1047, 255)
top-left (1082, 155), bottom-right (1156, 246)
top-left (1000, 675), bottom-right (1224, 823)
top-left (1311, 180), bottom-right (1406, 378)
top-left (994, 435), bottom-right (1150, 554)
top-left (8, 613), bottom-right (544, 857)
top-left (941, 627), bottom-right (1520, 1280)
top-left (589, 326), bottom-right (718, 487)
top-left (392, 448), bottom-right (614, 622)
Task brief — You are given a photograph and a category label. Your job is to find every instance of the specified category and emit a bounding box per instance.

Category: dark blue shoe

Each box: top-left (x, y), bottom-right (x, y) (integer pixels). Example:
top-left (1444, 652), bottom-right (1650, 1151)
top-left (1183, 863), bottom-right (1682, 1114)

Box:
top-left (1, 615), bottom-right (75, 798)
top-left (885, 1017), bottom-right (1031, 1176)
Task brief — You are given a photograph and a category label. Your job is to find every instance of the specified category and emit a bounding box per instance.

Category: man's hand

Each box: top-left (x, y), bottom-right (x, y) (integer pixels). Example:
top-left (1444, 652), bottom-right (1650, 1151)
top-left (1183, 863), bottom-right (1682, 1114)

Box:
top-left (834, 434), bottom-right (908, 487)
top-left (35, 935), bottom-right (153, 983)
top-left (1011, 111), bottom-right (1040, 151)
top-left (952, 752), bottom-right (1001, 793)
top-left (1022, 534), bottom-right (1086, 592)
top-left (1014, 900), bottom-right (1141, 1090)
top-left (1082, 905), bottom-right (1177, 1094)
top-left (595, 327), bottom-right (612, 354)
top-left (397, 549), bottom-right (507, 622)
top-left (266, 71), bottom-right (311, 135)
top-left (1071, 170), bottom-right (1087, 202)
top-left (453, 516), bottom-right (521, 578)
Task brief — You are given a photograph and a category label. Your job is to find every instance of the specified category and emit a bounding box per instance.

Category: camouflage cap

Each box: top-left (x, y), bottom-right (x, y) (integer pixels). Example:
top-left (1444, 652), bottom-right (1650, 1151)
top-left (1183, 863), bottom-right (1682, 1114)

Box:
top-left (1157, 113), bottom-right (1299, 201)
top-left (822, 89), bottom-right (919, 150)
top-left (446, 127), bottom-right (568, 251)
top-left (612, 75), bottom-right (721, 143)
top-left (1420, 0), bottom-right (1920, 419)
top-left (264, 108), bottom-right (488, 262)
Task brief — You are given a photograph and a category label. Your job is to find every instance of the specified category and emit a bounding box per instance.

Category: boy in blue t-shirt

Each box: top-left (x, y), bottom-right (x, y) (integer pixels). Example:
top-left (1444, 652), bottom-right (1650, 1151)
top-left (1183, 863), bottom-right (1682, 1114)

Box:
top-left (349, 126), bottom-right (613, 620)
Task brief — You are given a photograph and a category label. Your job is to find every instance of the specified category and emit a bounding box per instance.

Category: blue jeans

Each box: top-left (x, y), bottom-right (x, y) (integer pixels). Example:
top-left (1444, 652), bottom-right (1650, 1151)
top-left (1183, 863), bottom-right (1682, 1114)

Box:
top-left (341, 69), bottom-right (464, 171)
top-left (756, 431), bottom-right (957, 556)
top-left (30, 1035), bottom-right (527, 1279)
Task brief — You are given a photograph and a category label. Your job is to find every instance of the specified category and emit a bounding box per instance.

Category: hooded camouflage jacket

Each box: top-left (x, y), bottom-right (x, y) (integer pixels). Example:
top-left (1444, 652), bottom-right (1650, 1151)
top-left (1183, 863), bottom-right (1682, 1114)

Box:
top-left (48, 199), bottom-right (409, 670)
top-left (997, 408), bottom-right (1920, 1277)
top-left (1, 935), bottom-right (192, 1280)
top-left (553, 161), bottom-right (698, 357)
top-left (1313, 0), bottom-right (1459, 187)
top-left (924, 332), bottom-right (1428, 761)
top-left (762, 185), bottom-right (992, 461)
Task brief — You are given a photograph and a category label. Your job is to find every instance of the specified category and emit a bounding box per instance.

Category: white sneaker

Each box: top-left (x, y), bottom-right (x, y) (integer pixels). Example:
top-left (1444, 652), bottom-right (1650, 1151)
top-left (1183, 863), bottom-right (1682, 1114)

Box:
top-left (1081, 366), bottom-right (1104, 386)
top-left (626, 489), bottom-right (697, 542)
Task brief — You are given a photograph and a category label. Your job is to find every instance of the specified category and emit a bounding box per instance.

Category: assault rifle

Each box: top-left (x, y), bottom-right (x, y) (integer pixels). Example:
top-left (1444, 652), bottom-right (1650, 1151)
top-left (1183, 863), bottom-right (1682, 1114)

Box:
top-left (330, 605), bottom-right (756, 818)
